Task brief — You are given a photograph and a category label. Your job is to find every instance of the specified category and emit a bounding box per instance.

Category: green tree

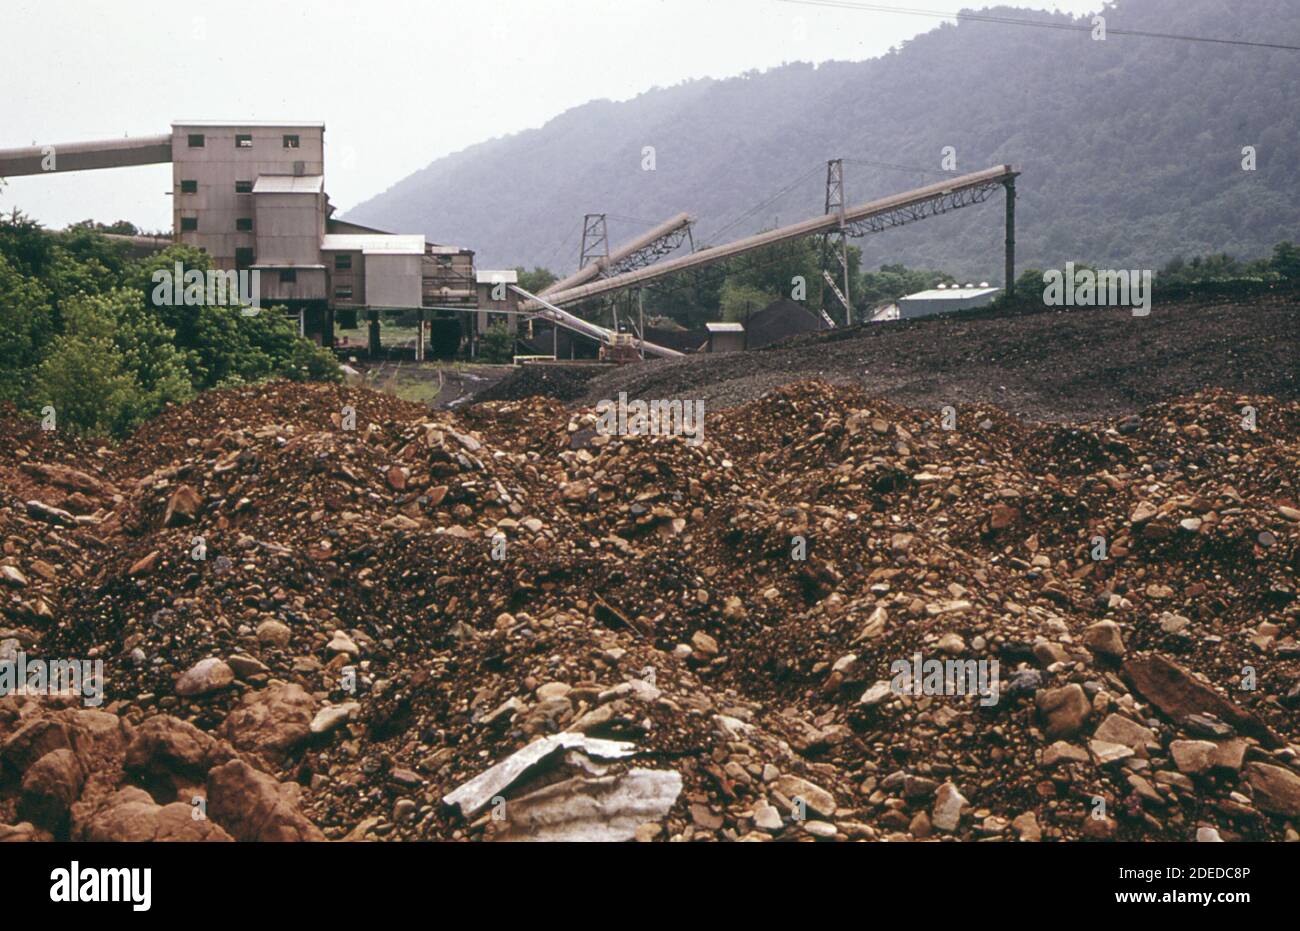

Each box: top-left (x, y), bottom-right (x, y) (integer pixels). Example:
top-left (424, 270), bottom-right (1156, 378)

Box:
top-left (719, 280), bottom-right (775, 323)
top-left (514, 266), bottom-right (558, 294)
top-left (857, 263), bottom-right (956, 307)
top-left (36, 289), bottom-right (194, 433)
top-left (725, 235), bottom-right (822, 307)
top-left (33, 333), bottom-right (144, 437)
top-left (128, 245), bottom-right (339, 389)
top-left (478, 322), bottom-right (515, 362)
top-left (1014, 268), bottom-right (1046, 299)
top-left (0, 254), bottom-right (57, 403)
top-left (1271, 241), bottom-right (1300, 280)
top-left (0, 216), bottom-right (341, 435)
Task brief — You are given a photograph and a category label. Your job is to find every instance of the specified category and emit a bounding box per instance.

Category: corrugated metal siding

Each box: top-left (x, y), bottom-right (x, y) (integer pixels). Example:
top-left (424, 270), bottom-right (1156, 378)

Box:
top-left (172, 125), bottom-right (325, 269)
top-left (364, 254), bottom-right (422, 308)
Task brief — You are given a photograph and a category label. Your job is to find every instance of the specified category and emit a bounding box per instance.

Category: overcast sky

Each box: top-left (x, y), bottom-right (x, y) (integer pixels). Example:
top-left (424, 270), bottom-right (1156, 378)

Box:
top-left (1, 0), bottom-right (1101, 231)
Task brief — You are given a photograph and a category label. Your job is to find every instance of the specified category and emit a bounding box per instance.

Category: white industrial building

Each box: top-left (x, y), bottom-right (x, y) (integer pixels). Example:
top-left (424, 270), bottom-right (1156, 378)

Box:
top-left (894, 283), bottom-right (1003, 320)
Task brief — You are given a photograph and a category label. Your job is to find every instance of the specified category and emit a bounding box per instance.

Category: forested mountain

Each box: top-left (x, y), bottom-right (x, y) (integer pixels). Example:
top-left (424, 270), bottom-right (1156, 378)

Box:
top-left (345, 0), bottom-right (1300, 281)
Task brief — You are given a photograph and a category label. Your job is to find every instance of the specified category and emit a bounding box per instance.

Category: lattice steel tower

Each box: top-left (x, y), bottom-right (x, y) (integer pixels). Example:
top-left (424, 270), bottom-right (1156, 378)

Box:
top-left (819, 159), bottom-right (852, 327)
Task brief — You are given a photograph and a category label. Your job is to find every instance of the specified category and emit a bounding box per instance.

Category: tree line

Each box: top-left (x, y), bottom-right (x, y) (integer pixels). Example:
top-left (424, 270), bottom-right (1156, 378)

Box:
top-left (0, 211), bottom-right (339, 437)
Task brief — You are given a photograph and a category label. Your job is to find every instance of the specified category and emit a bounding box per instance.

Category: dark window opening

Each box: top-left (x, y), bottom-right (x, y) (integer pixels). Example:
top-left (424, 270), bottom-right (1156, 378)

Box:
top-left (283, 134), bottom-right (300, 148)
top-left (235, 134), bottom-right (253, 148)
top-left (235, 248), bottom-right (254, 270)
top-left (180, 179), bottom-right (198, 194)
top-left (334, 286), bottom-right (353, 300)
top-left (180, 216), bottom-right (198, 232)
top-left (334, 254), bottom-right (352, 270)
top-left (187, 134), bottom-right (205, 147)
top-left (235, 180), bottom-right (253, 193)
top-left (236, 218), bottom-right (253, 232)
top-left (279, 269), bottom-right (297, 283)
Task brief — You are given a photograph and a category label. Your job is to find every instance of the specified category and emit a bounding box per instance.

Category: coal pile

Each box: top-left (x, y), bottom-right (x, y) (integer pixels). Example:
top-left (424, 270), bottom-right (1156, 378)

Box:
top-left (575, 294), bottom-right (1300, 419)
top-left (472, 363), bottom-right (607, 406)
top-left (2, 379), bottom-right (1298, 842)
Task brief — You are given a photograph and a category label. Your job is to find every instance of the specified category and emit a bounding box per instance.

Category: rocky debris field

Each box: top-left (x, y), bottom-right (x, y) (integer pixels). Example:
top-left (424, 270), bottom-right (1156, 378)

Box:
top-left (556, 294), bottom-right (1299, 421)
top-left (1, 376), bottom-right (1298, 842)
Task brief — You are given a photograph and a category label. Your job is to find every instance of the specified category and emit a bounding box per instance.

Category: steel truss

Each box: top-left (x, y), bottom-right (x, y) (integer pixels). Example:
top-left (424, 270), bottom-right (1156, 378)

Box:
top-left (842, 180), bottom-right (1002, 237)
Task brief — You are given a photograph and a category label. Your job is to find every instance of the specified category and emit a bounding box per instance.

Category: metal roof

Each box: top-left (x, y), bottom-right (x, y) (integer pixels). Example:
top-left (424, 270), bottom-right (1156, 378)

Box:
top-left (706, 322), bottom-right (745, 332)
top-left (900, 287), bottom-right (1002, 301)
top-left (320, 234), bottom-right (426, 255)
top-left (252, 175), bottom-right (324, 194)
top-left (172, 120), bottom-right (325, 128)
top-left (476, 269), bottom-right (519, 284)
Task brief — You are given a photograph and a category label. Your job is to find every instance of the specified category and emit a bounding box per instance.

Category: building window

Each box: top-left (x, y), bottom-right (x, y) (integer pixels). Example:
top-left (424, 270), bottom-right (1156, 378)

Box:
top-left (279, 269), bottom-right (297, 283)
top-left (180, 216), bottom-right (198, 232)
top-left (236, 217), bottom-right (253, 232)
top-left (235, 134), bottom-right (253, 148)
top-left (334, 254), bottom-right (352, 270)
top-left (180, 179), bottom-right (198, 194)
top-left (334, 286), bottom-right (353, 300)
top-left (235, 180), bottom-right (253, 194)
top-left (187, 134), bottom-right (204, 148)
top-left (283, 134), bottom-right (300, 149)
top-left (235, 248), bottom-right (254, 270)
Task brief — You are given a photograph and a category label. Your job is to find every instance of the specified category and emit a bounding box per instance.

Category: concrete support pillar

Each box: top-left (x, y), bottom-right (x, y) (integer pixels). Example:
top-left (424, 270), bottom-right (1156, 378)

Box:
top-left (415, 308), bottom-right (425, 361)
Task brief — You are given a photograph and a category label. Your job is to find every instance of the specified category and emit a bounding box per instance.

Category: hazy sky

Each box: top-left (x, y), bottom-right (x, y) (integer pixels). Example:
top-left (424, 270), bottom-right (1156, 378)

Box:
top-left (1, 0), bottom-right (1101, 231)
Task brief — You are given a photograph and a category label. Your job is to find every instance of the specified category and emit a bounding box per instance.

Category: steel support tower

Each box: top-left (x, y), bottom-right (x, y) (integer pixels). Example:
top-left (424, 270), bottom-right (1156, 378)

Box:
top-left (579, 214), bottom-right (610, 270)
top-left (819, 159), bottom-right (852, 327)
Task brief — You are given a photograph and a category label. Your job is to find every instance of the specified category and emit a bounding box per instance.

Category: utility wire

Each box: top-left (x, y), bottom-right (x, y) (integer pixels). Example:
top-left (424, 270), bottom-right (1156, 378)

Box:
top-left (605, 213), bottom-right (664, 227)
top-left (535, 217), bottom-right (583, 274)
top-left (701, 162), bottom-right (824, 244)
top-left (775, 0), bottom-right (1300, 52)
top-left (703, 156), bottom-right (945, 247)
top-left (843, 156), bottom-right (949, 177)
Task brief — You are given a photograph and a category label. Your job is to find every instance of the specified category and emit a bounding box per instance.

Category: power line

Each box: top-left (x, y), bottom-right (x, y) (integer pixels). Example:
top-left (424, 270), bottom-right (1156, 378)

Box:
top-left (702, 156), bottom-right (946, 246)
top-left (843, 156), bottom-right (948, 177)
top-left (605, 213), bottom-right (664, 227)
top-left (534, 216), bottom-right (583, 274)
top-left (701, 162), bottom-right (824, 244)
top-left (776, 0), bottom-right (1300, 52)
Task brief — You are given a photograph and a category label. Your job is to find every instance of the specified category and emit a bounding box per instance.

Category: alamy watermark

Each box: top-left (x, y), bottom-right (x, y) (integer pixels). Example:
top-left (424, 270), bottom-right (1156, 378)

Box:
top-left (49, 862), bottom-right (150, 911)
top-left (890, 652), bottom-right (1000, 707)
top-left (0, 650), bottom-right (104, 706)
top-left (1043, 262), bottom-right (1152, 316)
top-left (151, 261), bottom-right (261, 315)
top-left (595, 392), bottom-right (705, 446)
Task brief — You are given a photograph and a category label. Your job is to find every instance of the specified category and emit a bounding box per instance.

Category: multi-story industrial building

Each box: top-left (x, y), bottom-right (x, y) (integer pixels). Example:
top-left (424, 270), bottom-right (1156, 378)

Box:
top-left (0, 120), bottom-right (480, 351)
top-left (168, 120), bottom-right (477, 349)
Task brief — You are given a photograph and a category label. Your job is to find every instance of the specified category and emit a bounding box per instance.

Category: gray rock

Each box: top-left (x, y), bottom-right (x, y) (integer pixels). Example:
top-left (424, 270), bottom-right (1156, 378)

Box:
top-left (1169, 739), bottom-right (1217, 775)
top-left (931, 782), bottom-right (968, 832)
top-left (310, 702), bottom-right (360, 735)
top-left (174, 658), bottom-right (234, 697)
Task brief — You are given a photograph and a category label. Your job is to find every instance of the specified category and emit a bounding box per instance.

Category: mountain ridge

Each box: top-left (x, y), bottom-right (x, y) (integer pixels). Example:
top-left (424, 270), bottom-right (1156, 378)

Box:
top-left (344, 0), bottom-right (1300, 278)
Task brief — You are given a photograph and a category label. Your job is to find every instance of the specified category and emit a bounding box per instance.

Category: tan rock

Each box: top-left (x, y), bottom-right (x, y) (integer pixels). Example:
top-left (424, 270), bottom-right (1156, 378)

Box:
top-left (775, 775), bottom-right (836, 818)
top-left (206, 759), bottom-right (326, 841)
top-left (1037, 684), bottom-right (1091, 739)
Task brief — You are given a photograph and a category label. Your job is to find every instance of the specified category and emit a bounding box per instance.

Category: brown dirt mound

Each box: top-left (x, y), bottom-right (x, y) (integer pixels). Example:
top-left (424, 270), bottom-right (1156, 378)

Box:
top-left (2, 378), bottom-right (1297, 842)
